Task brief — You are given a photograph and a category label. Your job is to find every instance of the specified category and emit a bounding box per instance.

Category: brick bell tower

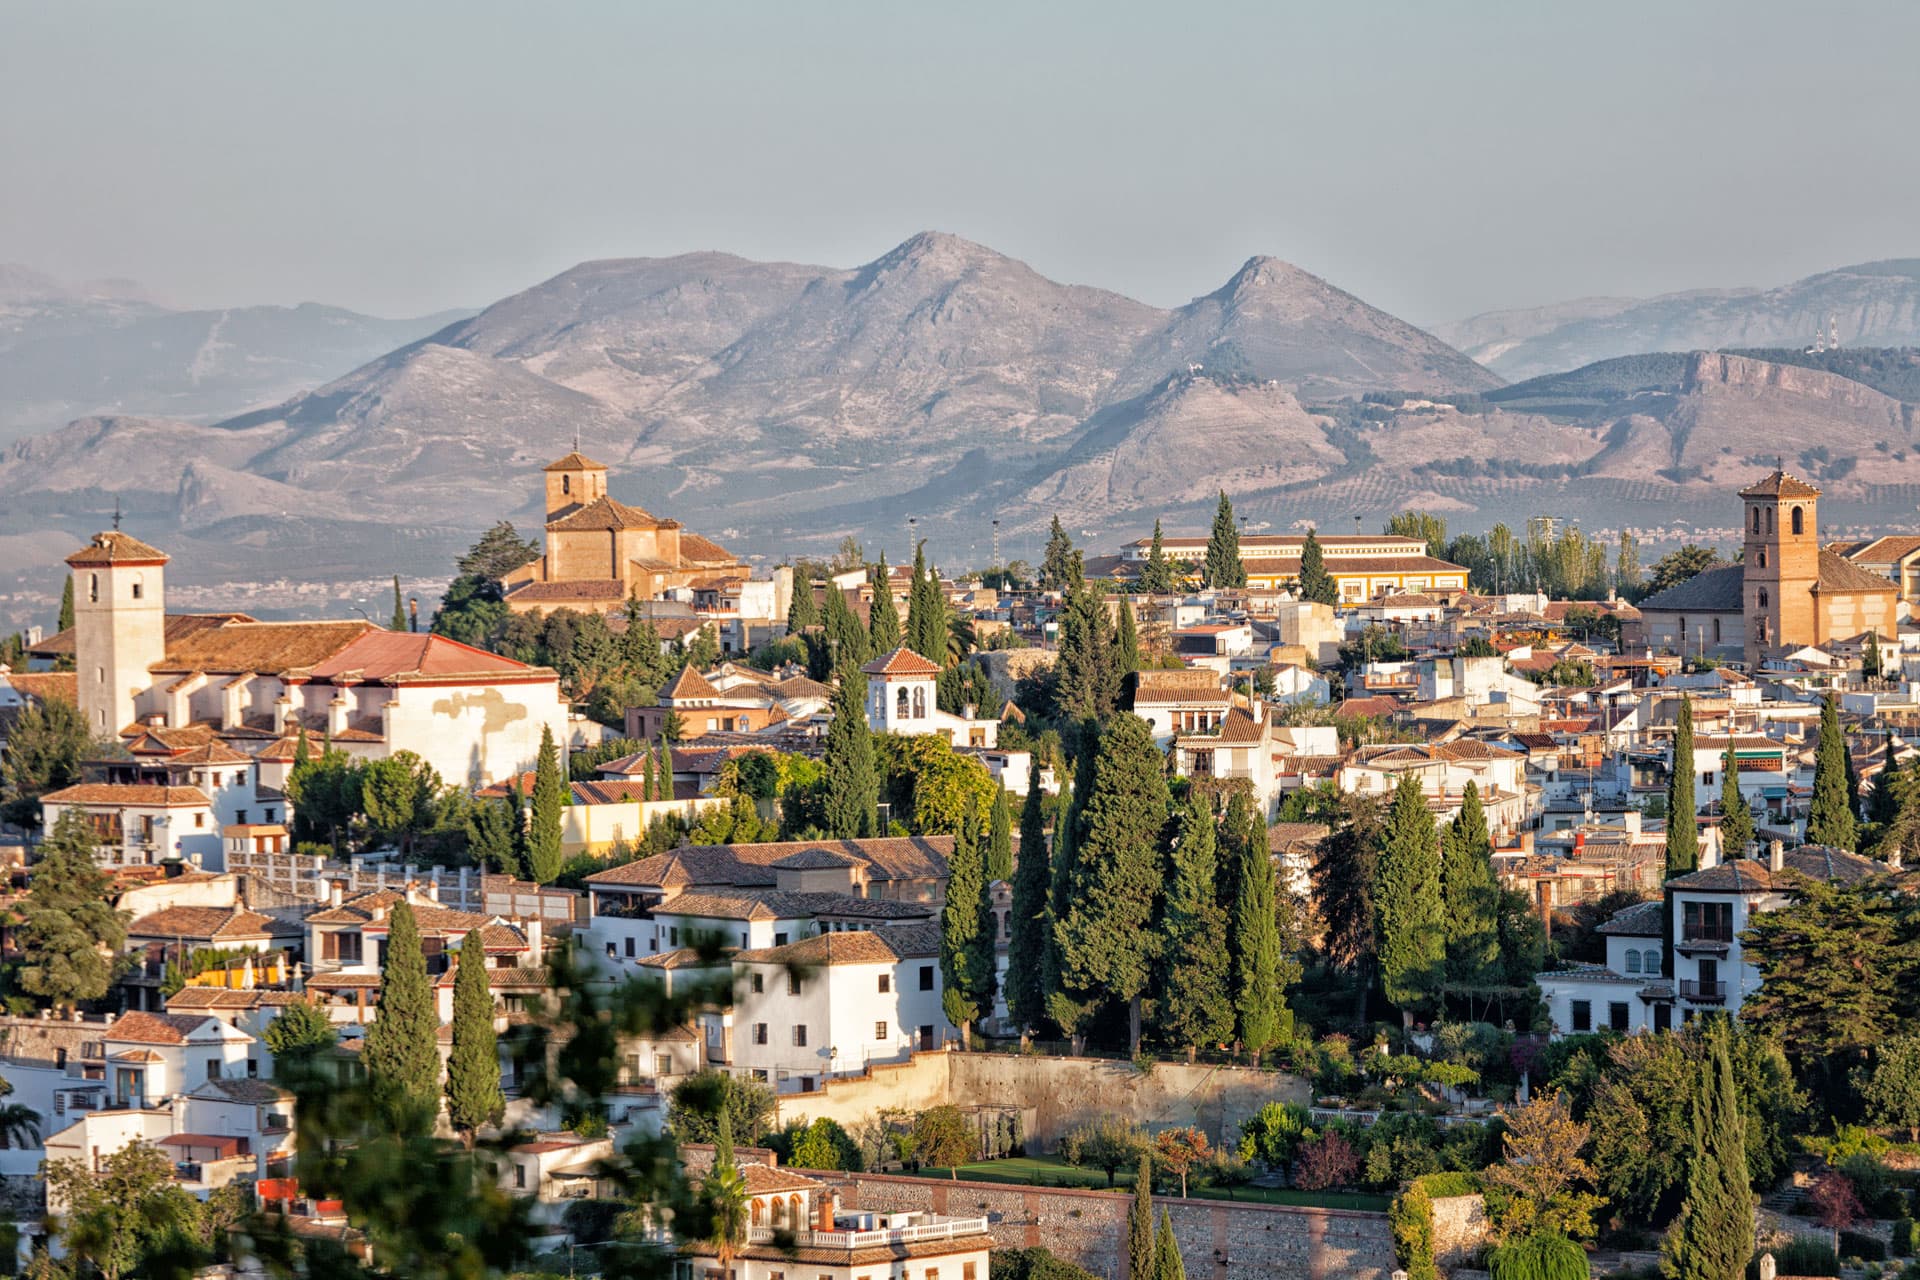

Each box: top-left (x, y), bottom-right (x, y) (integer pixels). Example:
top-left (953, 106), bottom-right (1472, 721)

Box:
top-left (1741, 467), bottom-right (1822, 667)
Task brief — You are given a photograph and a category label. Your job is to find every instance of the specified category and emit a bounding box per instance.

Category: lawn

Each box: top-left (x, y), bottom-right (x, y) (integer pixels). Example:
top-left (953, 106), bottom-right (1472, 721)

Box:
top-left (912, 1156), bottom-right (1389, 1213)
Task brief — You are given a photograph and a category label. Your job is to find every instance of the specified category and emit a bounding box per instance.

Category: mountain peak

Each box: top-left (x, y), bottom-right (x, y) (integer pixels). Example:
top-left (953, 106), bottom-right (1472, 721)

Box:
top-left (1220, 255), bottom-right (1321, 295)
top-left (866, 230), bottom-right (1008, 273)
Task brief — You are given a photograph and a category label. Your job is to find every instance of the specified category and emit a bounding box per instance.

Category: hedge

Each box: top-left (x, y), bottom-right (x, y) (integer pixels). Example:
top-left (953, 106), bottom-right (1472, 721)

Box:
top-left (1389, 1181), bottom-right (1438, 1280)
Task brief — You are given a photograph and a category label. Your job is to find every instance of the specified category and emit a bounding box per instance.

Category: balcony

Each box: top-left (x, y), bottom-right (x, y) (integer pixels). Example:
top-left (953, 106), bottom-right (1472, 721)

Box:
top-left (748, 1218), bottom-right (990, 1249)
top-left (1678, 979), bottom-right (1726, 1003)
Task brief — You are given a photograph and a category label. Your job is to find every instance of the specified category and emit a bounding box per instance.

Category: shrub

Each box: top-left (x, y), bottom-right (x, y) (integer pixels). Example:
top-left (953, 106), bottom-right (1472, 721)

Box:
top-left (1389, 1182), bottom-right (1438, 1280)
top-left (1487, 1231), bottom-right (1590, 1280)
top-left (1293, 1131), bottom-right (1359, 1191)
top-left (1840, 1153), bottom-right (1906, 1218)
top-left (1417, 1171), bottom-right (1484, 1198)
top-left (1893, 1218), bottom-right (1919, 1257)
top-left (1803, 1124), bottom-right (1892, 1164)
top-left (1237, 1101), bottom-right (1314, 1168)
top-left (1751, 1237), bottom-right (1838, 1277)
top-left (1842, 1230), bottom-right (1889, 1262)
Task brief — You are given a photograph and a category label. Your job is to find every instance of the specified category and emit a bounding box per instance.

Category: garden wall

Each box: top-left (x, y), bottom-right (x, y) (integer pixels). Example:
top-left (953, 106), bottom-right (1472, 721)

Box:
top-left (1429, 1193), bottom-right (1490, 1268)
top-left (834, 1172), bottom-right (1396, 1280)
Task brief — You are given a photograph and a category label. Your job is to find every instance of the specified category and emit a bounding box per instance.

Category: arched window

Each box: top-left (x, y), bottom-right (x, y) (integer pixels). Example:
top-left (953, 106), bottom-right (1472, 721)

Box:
top-left (1758, 548), bottom-right (1768, 569)
top-left (752, 1200), bottom-right (764, 1226)
top-left (1751, 507), bottom-right (1761, 534)
top-left (1678, 616), bottom-right (1688, 643)
top-left (912, 687), bottom-right (926, 718)
top-left (1625, 950), bottom-right (1641, 974)
top-left (562, 474), bottom-right (571, 495)
top-left (896, 687), bottom-right (909, 718)
top-left (89, 573), bottom-right (99, 603)
top-left (1766, 508), bottom-right (1774, 533)
top-left (1791, 506), bottom-right (1804, 535)
top-left (1758, 588), bottom-right (1769, 608)
top-left (1713, 617), bottom-right (1722, 644)
top-left (1645, 949), bottom-right (1662, 973)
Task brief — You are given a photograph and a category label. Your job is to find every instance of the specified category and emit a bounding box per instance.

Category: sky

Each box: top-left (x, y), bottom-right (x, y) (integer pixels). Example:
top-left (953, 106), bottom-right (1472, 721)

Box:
top-left (5, 2), bottom-right (1919, 326)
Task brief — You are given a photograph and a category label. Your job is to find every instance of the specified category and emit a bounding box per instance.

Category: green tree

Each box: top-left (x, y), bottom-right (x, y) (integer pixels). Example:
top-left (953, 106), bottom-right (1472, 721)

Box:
top-left (363, 899), bottom-right (441, 1136)
top-left (1222, 791), bottom-right (1285, 1062)
top-left (1666, 697), bottom-right (1699, 876)
top-left (1741, 877), bottom-right (1905, 1071)
top-left (907, 542), bottom-right (948, 665)
top-left (1005, 769), bottom-right (1052, 1040)
top-left (1140, 520), bottom-right (1177, 594)
top-left (15, 810), bottom-right (127, 1009)
top-left (823, 662), bottom-right (878, 838)
top-left (526, 724), bottom-right (566, 882)
top-left (466, 794), bottom-right (520, 877)
top-left (939, 807), bottom-right (995, 1048)
top-left (45, 1140), bottom-right (197, 1280)
top-left (285, 732), bottom-right (363, 856)
top-left (1718, 745), bottom-right (1754, 856)
top-left (1152, 792), bottom-right (1233, 1059)
top-left (1053, 713), bottom-right (1170, 1055)
top-left (1661, 1025), bottom-right (1752, 1280)
top-left (1, 694), bottom-right (93, 830)
top-left (1386, 510), bottom-right (1448, 560)
top-left (1315, 792), bottom-right (1385, 1024)
top-left (1646, 545), bottom-right (1723, 596)
top-left (445, 934), bottom-right (504, 1146)
top-left (1808, 692), bottom-right (1857, 849)
top-left (787, 574), bottom-right (818, 632)
top-left (1296, 529), bottom-right (1338, 606)
top-left (262, 998), bottom-right (336, 1063)
top-left (986, 784), bottom-right (1014, 881)
top-left (360, 750), bottom-right (445, 859)
top-left (1864, 628), bottom-right (1883, 679)
top-left (1040, 517), bottom-right (1083, 594)
top-left (1203, 490), bottom-right (1245, 589)
top-left (1485, 1093), bottom-right (1605, 1242)
top-left (700, 1110), bottom-right (750, 1274)
top-left (1858, 1032), bottom-right (1920, 1141)
top-left (1374, 773), bottom-right (1445, 1017)
top-left (1615, 530), bottom-right (1642, 599)
top-left (1441, 782), bottom-right (1502, 1001)
top-left (667, 1069), bottom-right (777, 1145)
top-left (914, 1104), bottom-right (975, 1178)
top-left (391, 574), bottom-right (408, 631)
top-left (57, 574), bottom-right (75, 633)
top-left (1115, 597), bottom-right (1140, 680)
top-left (869, 555), bottom-right (901, 653)
top-left (1128, 1154), bottom-right (1155, 1279)
top-left (1055, 589), bottom-right (1120, 723)
top-left (823, 579), bottom-right (872, 670)
top-left (1153, 1207), bottom-right (1186, 1280)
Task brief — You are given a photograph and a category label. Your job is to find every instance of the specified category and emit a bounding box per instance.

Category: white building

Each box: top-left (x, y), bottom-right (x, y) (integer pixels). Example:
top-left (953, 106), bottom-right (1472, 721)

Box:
top-left (863, 648), bottom-right (997, 749)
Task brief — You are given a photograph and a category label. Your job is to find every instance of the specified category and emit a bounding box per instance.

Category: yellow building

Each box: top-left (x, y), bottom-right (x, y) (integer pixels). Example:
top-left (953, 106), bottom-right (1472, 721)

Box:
top-left (1097, 533), bottom-right (1468, 601)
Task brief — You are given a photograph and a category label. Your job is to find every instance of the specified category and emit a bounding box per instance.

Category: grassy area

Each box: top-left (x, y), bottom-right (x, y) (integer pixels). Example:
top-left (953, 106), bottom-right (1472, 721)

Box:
top-left (913, 1156), bottom-right (1389, 1213)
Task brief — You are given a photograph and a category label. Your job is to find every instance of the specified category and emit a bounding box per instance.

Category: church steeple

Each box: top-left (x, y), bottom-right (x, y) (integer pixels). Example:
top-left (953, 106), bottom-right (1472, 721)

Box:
top-left (542, 450), bottom-right (609, 522)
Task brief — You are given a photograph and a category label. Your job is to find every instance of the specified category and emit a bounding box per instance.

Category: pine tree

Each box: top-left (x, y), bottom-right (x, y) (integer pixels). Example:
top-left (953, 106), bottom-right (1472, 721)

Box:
top-left (15, 810), bottom-right (126, 1009)
top-left (787, 575), bottom-right (818, 633)
top-left (1006, 769), bottom-right (1051, 1039)
top-left (1140, 519), bottom-right (1176, 595)
top-left (526, 724), bottom-right (565, 883)
top-left (1203, 490), bottom-right (1245, 589)
top-left (465, 794), bottom-right (519, 877)
top-left (1153, 1207), bottom-right (1186, 1280)
top-left (1223, 791), bottom-right (1285, 1062)
top-left (1040, 518), bottom-right (1082, 594)
top-left (391, 575), bottom-right (407, 631)
top-left (1053, 713), bottom-right (1170, 1056)
top-left (940, 806), bottom-right (990, 1048)
top-left (1666, 696), bottom-right (1700, 875)
top-left (1441, 781), bottom-right (1502, 999)
top-left (1374, 772), bottom-right (1445, 1017)
top-left (1662, 1023), bottom-right (1753, 1280)
top-left (986, 785), bottom-right (1013, 881)
top-left (1128, 1155), bottom-right (1156, 1280)
top-left (1296, 529), bottom-right (1338, 605)
top-left (363, 900), bottom-right (440, 1136)
top-left (1808, 692), bottom-right (1857, 849)
top-left (868, 556), bottom-right (901, 653)
top-left (1719, 746), bottom-right (1754, 856)
top-left (1153, 791), bottom-right (1233, 1058)
top-left (444, 933), bottom-right (504, 1145)
top-left (1115, 598), bottom-right (1140, 681)
top-left (57, 575), bottom-right (74, 634)
top-left (822, 662), bottom-right (878, 838)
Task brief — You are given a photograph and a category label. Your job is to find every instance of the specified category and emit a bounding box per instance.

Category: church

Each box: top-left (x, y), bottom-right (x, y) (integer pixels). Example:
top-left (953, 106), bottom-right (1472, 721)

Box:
top-left (1632, 469), bottom-right (1899, 666)
top-left (500, 451), bottom-right (750, 614)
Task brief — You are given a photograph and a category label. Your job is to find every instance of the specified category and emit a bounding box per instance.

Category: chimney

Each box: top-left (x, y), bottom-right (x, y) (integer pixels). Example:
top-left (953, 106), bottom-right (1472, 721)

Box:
top-left (527, 915), bottom-right (544, 958)
top-left (1572, 831), bottom-right (1586, 857)
top-left (1768, 840), bottom-right (1785, 873)
top-left (327, 695), bottom-right (349, 738)
top-left (408, 597), bottom-right (420, 634)
top-left (404, 880), bottom-right (421, 906)
top-left (814, 1189), bottom-right (836, 1233)
top-left (273, 693), bottom-right (293, 734)
top-left (425, 878), bottom-right (440, 904)
top-left (329, 879), bottom-right (344, 909)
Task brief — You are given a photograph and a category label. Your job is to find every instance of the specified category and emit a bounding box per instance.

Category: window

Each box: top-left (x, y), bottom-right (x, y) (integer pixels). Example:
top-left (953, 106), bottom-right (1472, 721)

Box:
top-left (131, 579), bottom-right (142, 599)
top-left (624, 937), bottom-right (635, 957)
top-left (606, 941), bottom-right (617, 958)
top-left (562, 475), bottom-right (571, 495)
top-left (897, 687), bottom-right (910, 718)
top-left (89, 574), bottom-right (99, 603)
top-left (1570, 1000), bottom-right (1592, 1033)
top-left (878, 973), bottom-right (891, 993)
top-left (670, 927), bottom-right (679, 946)
top-left (1751, 507), bottom-right (1761, 534)
top-left (1702, 772), bottom-right (1714, 788)
top-left (1608, 1002), bottom-right (1631, 1032)
top-left (1792, 505), bottom-right (1804, 535)
top-left (1625, 950), bottom-right (1641, 974)
top-left (265, 808), bottom-right (276, 823)
top-left (1645, 949), bottom-right (1661, 973)
top-left (788, 972), bottom-right (802, 996)
top-left (1758, 548), bottom-right (1768, 568)
top-left (207, 1060), bottom-right (221, 1081)
top-left (514, 1164), bottom-right (526, 1189)
top-left (751, 973), bottom-right (764, 994)
top-left (774, 932), bottom-right (789, 947)
top-left (793, 1025), bottom-right (808, 1047)
top-left (1654, 1004), bottom-right (1672, 1032)
top-left (753, 1024), bottom-right (768, 1045)
top-left (1712, 617), bottom-right (1722, 645)
top-left (919, 965), bottom-right (934, 991)
top-left (912, 687), bottom-right (926, 718)
top-left (1682, 900), bottom-right (1734, 943)
top-left (875, 1021), bottom-right (889, 1040)
top-left (656, 1054), bottom-right (672, 1076)
top-left (1757, 588), bottom-right (1769, 608)
top-left (236, 809), bottom-right (248, 825)
top-left (965, 1266), bottom-right (978, 1280)
top-left (195, 813), bottom-right (205, 828)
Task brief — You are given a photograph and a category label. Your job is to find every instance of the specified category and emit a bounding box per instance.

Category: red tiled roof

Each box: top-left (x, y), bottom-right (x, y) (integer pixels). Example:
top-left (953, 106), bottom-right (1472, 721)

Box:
top-left (862, 647), bottom-right (942, 677)
top-left (41, 783), bottom-right (210, 807)
top-left (546, 496), bottom-right (669, 532)
top-left (543, 452), bottom-right (609, 472)
top-left (307, 631), bottom-right (534, 681)
top-left (107, 1011), bottom-right (209, 1045)
top-left (1738, 469), bottom-right (1821, 499)
top-left (661, 666), bottom-right (722, 700)
top-left (3, 671), bottom-right (78, 704)
top-left (66, 531), bottom-right (169, 566)
top-left (128, 906), bottom-right (284, 941)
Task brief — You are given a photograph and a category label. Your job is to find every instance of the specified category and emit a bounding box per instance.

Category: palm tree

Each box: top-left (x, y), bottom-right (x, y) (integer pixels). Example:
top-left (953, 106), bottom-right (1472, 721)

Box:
top-left (946, 613), bottom-right (976, 667)
top-left (701, 1160), bottom-right (750, 1272)
top-left (0, 1078), bottom-right (38, 1150)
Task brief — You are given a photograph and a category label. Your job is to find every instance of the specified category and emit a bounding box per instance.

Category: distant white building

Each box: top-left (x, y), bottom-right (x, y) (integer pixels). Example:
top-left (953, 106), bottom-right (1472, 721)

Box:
top-left (863, 647), bottom-right (997, 749)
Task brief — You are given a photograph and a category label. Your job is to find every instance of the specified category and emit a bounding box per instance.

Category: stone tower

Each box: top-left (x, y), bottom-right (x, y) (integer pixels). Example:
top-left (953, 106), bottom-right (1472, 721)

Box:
top-left (66, 531), bottom-right (169, 735)
top-left (543, 451), bottom-right (609, 522)
top-left (1741, 469), bottom-right (1822, 666)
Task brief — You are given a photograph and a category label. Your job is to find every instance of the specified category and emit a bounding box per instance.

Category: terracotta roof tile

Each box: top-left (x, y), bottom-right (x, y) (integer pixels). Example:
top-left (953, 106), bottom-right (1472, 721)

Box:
top-left (41, 783), bottom-right (210, 807)
top-left (1738, 469), bottom-right (1821, 499)
top-left (661, 666), bottom-right (722, 700)
top-left (505, 579), bottom-right (629, 603)
top-left (546, 496), bottom-right (667, 532)
top-left (1817, 549), bottom-right (1900, 595)
top-left (154, 620), bottom-right (376, 676)
top-left (107, 1011), bottom-right (209, 1045)
top-left (129, 906), bottom-right (287, 940)
top-left (862, 647), bottom-right (942, 677)
top-left (734, 922), bottom-right (941, 966)
top-left (66, 531), bottom-right (170, 566)
top-left (543, 452), bottom-right (609, 472)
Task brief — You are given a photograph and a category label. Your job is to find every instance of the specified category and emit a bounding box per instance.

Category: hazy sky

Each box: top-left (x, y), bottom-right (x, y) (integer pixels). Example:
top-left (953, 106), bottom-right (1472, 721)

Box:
top-left (6, 2), bottom-right (1918, 325)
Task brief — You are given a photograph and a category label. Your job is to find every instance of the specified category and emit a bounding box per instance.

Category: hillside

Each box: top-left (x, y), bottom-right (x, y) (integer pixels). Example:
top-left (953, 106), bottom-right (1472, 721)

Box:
top-left (1439, 259), bottom-right (1920, 380)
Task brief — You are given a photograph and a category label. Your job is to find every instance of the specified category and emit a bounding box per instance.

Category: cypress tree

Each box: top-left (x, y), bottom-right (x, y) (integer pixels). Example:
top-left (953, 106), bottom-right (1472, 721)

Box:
top-left (1041, 517), bottom-right (1082, 594)
top-left (1203, 490), bottom-right (1245, 589)
top-left (364, 900), bottom-right (440, 1136)
top-left (906, 544), bottom-right (948, 665)
top-left (1223, 791), bottom-right (1285, 1062)
top-left (940, 806), bottom-right (990, 1048)
top-left (1296, 529), bottom-right (1338, 605)
top-left (1115, 598), bottom-right (1140, 680)
top-left (1808, 691), bottom-right (1857, 849)
top-left (465, 794), bottom-right (519, 877)
top-left (1441, 781), bottom-right (1502, 999)
top-left (1153, 791), bottom-right (1233, 1059)
top-left (1140, 519), bottom-right (1176, 595)
top-left (1043, 773), bottom-right (1088, 1047)
top-left (987, 785), bottom-right (1013, 881)
top-left (57, 575), bottom-right (74, 634)
top-left (1053, 713), bottom-right (1170, 1057)
top-left (1057, 590), bottom-right (1120, 723)
top-left (641, 750), bottom-right (656, 803)
top-left (869, 556), bottom-right (901, 653)
top-left (1375, 772), bottom-right (1445, 1018)
top-left (1662, 1022), bottom-right (1752, 1280)
top-left (444, 933), bottom-right (504, 1145)
top-left (823, 582), bottom-right (872, 669)
top-left (1719, 745), bottom-right (1754, 856)
top-left (391, 575), bottom-right (407, 631)
top-left (1864, 628), bottom-right (1883, 679)
top-left (822, 662), bottom-right (878, 838)
top-left (1666, 696), bottom-right (1700, 875)
top-left (508, 779), bottom-right (531, 878)
top-left (787, 575), bottom-right (817, 633)
top-left (1006, 769), bottom-right (1051, 1039)
top-left (527, 724), bottom-right (565, 883)
top-left (1153, 1207), bottom-right (1186, 1280)
top-left (1128, 1155), bottom-right (1156, 1280)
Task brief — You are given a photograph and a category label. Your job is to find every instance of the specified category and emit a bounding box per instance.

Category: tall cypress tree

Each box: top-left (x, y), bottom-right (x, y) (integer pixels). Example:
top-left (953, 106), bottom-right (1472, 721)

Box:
top-left (1375, 772), bottom-right (1444, 1018)
top-left (1864, 628), bottom-right (1884, 679)
top-left (1115, 598), bottom-right (1140, 682)
top-left (1666, 696), bottom-right (1699, 876)
top-left (364, 900), bottom-right (440, 1136)
top-left (1154, 791), bottom-right (1233, 1059)
top-left (1203, 490), bottom-right (1245, 589)
top-left (986, 785), bottom-right (1014, 881)
top-left (1223, 791), bottom-right (1284, 1063)
top-left (445, 932), bottom-right (504, 1146)
top-left (1808, 691), bottom-right (1856, 849)
top-left (1441, 781), bottom-right (1502, 999)
top-left (786, 575), bottom-right (818, 633)
top-left (823, 582), bottom-right (872, 669)
top-left (1053, 713), bottom-right (1168, 1056)
top-left (391, 575), bottom-right (407, 631)
top-left (1153, 1207), bottom-right (1186, 1280)
top-left (1041, 517), bottom-right (1082, 594)
top-left (868, 556), bottom-right (901, 653)
top-left (527, 724), bottom-right (565, 883)
top-left (1042, 774), bottom-right (1085, 1044)
top-left (465, 794), bottom-right (519, 877)
top-left (1662, 1022), bottom-right (1752, 1280)
top-left (1719, 745), bottom-right (1754, 856)
top-left (940, 807), bottom-right (990, 1048)
top-left (1057, 590), bottom-right (1120, 723)
top-left (1140, 520), bottom-right (1176, 595)
top-left (1006, 769), bottom-right (1051, 1040)
top-left (1296, 529), bottom-right (1338, 605)
top-left (823, 662), bottom-right (878, 838)
top-left (57, 575), bottom-right (75, 634)
top-left (1128, 1155), bottom-right (1156, 1280)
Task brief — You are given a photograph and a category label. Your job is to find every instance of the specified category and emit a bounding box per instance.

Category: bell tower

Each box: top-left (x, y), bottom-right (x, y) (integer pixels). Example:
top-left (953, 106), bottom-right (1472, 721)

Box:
top-left (543, 450), bottom-right (608, 522)
top-left (1740, 468), bottom-right (1821, 666)
top-left (66, 530), bottom-right (169, 735)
